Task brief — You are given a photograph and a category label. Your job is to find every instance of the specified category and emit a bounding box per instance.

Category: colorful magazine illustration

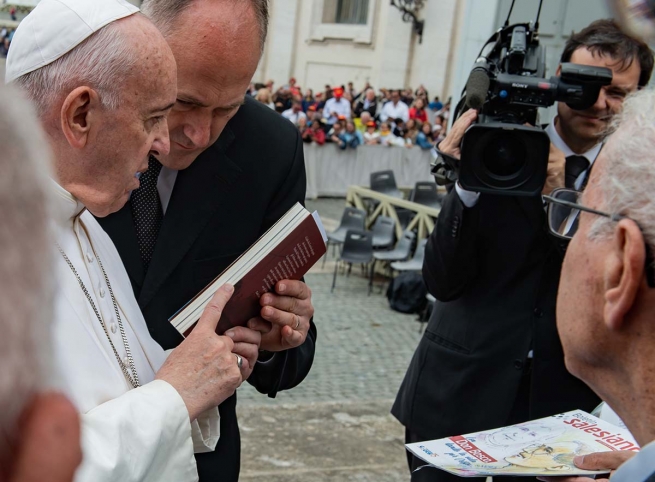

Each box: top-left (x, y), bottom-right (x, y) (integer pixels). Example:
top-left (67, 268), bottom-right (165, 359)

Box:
top-left (406, 410), bottom-right (639, 478)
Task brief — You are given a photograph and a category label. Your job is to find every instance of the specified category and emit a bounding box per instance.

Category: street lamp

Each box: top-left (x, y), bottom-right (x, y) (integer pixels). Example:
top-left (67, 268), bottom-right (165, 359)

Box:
top-left (389, 0), bottom-right (426, 43)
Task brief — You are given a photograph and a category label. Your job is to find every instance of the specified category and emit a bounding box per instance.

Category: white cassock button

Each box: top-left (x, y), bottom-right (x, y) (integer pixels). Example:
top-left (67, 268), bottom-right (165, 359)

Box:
top-left (122, 356), bottom-right (130, 367)
top-left (110, 323), bottom-right (117, 334)
top-left (99, 285), bottom-right (106, 298)
top-left (86, 252), bottom-right (94, 263)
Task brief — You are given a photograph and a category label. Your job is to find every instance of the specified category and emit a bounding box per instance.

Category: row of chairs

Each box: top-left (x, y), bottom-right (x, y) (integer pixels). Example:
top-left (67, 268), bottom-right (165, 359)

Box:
top-left (370, 170), bottom-right (443, 210)
top-left (326, 207), bottom-right (428, 294)
top-left (326, 171), bottom-right (441, 294)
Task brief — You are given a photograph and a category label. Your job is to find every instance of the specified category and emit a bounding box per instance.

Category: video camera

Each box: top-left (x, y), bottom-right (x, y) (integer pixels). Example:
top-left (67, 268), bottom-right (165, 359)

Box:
top-left (432, 0), bottom-right (613, 196)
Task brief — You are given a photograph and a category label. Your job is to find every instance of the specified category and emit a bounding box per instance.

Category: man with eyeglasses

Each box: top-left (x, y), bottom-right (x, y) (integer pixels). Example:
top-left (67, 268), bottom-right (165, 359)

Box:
top-left (393, 19), bottom-right (654, 482)
top-left (538, 87), bottom-right (655, 482)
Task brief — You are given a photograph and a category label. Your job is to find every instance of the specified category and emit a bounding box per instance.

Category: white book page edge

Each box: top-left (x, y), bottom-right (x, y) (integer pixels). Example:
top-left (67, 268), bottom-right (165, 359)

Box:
top-left (312, 211), bottom-right (328, 243)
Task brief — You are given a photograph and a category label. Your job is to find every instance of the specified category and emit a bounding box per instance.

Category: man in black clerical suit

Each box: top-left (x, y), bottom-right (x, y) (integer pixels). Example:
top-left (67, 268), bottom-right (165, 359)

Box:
top-left (98, 1), bottom-right (316, 481)
top-left (392, 20), bottom-right (653, 482)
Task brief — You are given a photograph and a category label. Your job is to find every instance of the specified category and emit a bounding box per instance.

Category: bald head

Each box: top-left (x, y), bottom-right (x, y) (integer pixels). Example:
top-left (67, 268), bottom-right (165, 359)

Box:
top-left (144, 0), bottom-right (264, 170)
top-left (142, 0), bottom-right (269, 52)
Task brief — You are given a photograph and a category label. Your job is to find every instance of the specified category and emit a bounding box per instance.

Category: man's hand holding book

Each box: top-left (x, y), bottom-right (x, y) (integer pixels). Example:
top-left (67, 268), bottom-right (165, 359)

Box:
top-left (248, 280), bottom-right (314, 352)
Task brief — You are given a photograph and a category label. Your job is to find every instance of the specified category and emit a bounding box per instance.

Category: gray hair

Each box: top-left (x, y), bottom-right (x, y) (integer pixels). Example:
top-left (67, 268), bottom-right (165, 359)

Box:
top-left (0, 86), bottom-right (54, 454)
top-left (14, 17), bottom-right (140, 117)
top-left (141, 0), bottom-right (269, 53)
top-left (589, 88), bottom-right (655, 260)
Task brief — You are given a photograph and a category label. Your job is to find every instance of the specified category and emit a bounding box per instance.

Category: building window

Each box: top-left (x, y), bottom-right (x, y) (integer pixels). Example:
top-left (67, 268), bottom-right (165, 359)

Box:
top-left (323, 0), bottom-right (369, 25)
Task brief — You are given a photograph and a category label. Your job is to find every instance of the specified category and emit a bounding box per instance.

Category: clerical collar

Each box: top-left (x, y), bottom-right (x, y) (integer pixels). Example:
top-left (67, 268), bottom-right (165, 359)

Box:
top-left (545, 118), bottom-right (602, 162)
top-left (51, 180), bottom-right (86, 224)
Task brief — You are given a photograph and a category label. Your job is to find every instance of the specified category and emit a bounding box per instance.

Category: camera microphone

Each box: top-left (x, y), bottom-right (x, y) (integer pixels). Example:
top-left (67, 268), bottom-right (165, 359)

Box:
top-left (465, 67), bottom-right (491, 110)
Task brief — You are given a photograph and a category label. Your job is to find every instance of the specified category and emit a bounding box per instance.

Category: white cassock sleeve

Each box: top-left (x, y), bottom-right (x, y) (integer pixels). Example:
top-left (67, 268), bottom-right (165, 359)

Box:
top-left (74, 380), bottom-right (219, 482)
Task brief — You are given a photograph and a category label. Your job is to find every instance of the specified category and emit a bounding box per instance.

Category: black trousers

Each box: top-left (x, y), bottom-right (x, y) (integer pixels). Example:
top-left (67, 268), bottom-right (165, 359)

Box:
top-left (405, 359), bottom-right (539, 482)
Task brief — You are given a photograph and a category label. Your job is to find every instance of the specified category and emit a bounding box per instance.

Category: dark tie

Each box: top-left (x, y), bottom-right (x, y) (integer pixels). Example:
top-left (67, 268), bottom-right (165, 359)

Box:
top-left (131, 156), bottom-right (163, 271)
top-left (565, 155), bottom-right (590, 189)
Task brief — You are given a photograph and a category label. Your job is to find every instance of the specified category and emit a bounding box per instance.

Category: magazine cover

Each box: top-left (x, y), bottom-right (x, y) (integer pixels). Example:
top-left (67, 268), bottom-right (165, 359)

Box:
top-left (406, 410), bottom-right (639, 477)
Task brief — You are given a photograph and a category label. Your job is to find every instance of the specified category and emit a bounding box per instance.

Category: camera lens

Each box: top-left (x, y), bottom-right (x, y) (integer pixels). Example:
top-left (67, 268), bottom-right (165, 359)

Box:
top-left (460, 123), bottom-right (550, 196)
top-left (482, 132), bottom-right (527, 178)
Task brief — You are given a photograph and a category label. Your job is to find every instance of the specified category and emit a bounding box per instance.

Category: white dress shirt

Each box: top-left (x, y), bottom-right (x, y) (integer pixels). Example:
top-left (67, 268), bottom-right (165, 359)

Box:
top-left (52, 181), bottom-right (219, 482)
top-left (323, 97), bottom-right (352, 123)
top-left (158, 166), bottom-right (178, 214)
top-left (281, 108), bottom-right (307, 125)
top-left (379, 100), bottom-right (410, 123)
top-left (544, 121), bottom-right (602, 189)
top-left (455, 119), bottom-right (602, 207)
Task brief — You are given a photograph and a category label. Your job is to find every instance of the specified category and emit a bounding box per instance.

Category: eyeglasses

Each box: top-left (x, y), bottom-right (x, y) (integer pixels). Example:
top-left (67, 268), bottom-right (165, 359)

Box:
top-left (543, 188), bottom-right (623, 240)
top-left (543, 187), bottom-right (655, 287)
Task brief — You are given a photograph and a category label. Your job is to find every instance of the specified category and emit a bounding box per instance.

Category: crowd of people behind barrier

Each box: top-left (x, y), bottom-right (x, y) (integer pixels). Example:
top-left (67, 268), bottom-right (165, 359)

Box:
top-left (247, 78), bottom-right (450, 150)
top-left (1, 26), bottom-right (15, 56)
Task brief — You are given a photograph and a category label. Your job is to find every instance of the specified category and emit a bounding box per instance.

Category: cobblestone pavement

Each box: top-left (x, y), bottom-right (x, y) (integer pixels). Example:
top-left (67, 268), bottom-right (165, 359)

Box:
top-left (237, 271), bottom-right (423, 481)
top-left (306, 197), bottom-right (350, 225)
top-left (237, 271), bottom-right (422, 405)
top-left (238, 400), bottom-right (412, 482)
top-left (237, 198), bottom-right (426, 481)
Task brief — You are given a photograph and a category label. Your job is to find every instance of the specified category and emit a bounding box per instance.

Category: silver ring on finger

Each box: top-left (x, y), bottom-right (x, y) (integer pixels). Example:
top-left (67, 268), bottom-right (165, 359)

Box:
top-left (294, 317), bottom-right (300, 330)
top-left (235, 354), bottom-right (243, 369)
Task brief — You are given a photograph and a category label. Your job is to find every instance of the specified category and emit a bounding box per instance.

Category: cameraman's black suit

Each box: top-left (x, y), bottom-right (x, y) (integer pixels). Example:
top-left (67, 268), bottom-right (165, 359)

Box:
top-left (392, 129), bottom-right (600, 481)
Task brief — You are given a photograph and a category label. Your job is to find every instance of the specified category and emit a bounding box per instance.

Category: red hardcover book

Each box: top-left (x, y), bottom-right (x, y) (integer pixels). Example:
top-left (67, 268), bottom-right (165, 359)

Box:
top-left (169, 203), bottom-right (327, 336)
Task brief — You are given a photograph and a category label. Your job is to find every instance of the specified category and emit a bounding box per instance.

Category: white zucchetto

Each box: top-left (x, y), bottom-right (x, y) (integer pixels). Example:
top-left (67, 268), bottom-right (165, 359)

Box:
top-left (5, 0), bottom-right (139, 83)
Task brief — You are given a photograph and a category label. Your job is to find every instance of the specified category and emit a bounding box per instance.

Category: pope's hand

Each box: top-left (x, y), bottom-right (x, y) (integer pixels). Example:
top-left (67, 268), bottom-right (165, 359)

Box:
top-left (536, 450), bottom-right (636, 482)
top-left (247, 280), bottom-right (313, 352)
top-left (156, 284), bottom-right (243, 421)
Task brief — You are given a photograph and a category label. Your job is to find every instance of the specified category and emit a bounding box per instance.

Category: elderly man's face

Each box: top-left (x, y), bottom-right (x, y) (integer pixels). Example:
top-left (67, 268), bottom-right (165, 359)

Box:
top-left (556, 153), bottom-right (613, 378)
top-left (159, 0), bottom-right (261, 170)
top-left (71, 17), bottom-right (177, 217)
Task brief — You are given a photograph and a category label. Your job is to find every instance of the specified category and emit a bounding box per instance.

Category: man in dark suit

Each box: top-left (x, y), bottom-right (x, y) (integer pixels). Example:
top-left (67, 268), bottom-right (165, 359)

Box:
top-left (99, 1), bottom-right (316, 481)
top-left (392, 20), bottom-right (653, 482)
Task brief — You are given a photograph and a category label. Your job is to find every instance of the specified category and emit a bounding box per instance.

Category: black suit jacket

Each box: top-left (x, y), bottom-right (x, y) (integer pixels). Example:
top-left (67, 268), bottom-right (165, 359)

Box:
top-left (353, 98), bottom-right (378, 119)
top-left (99, 97), bottom-right (317, 482)
top-left (392, 188), bottom-right (599, 440)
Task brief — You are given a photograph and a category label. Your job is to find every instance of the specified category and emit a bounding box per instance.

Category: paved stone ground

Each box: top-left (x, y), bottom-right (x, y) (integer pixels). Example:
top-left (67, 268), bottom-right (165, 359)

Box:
top-left (237, 272), bottom-right (423, 406)
top-left (236, 198), bottom-right (426, 481)
top-left (238, 401), bottom-right (412, 482)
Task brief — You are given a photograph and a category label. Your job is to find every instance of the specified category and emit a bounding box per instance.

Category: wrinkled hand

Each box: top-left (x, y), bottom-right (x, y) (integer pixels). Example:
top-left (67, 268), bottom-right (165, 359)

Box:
top-left (225, 326), bottom-right (261, 380)
top-left (156, 284), bottom-right (243, 421)
top-left (542, 143), bottom-right (567, 195)
top-left (437, 109), bottom-right (477, 160)
top-left (536, 450), bottom-right (636, 482)
top-left (248, 280), bottom-right (313, 352)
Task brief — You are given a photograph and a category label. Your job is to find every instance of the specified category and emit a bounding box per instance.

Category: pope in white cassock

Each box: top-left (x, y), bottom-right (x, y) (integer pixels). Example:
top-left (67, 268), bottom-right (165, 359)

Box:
top-left (5, 1), bottom-right (262, 480)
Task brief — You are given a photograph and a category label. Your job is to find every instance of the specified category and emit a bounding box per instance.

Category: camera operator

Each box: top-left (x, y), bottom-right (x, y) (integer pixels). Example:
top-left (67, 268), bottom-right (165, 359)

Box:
top-left (392, 19), bottom-right (653, 482)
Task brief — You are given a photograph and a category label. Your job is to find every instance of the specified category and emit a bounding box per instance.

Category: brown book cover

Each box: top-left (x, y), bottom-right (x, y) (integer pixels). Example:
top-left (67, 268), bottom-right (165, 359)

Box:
top-left (177, 214), bottom-right (326, 336)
